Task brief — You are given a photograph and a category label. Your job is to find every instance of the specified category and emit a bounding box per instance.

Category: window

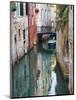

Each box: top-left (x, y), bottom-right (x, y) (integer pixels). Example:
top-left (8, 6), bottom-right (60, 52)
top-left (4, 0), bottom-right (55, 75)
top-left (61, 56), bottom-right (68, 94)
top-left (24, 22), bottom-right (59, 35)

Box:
top-left (26, 3), bottom-right (28, 15)
top-left (19, 29), bottom-right (20, 37)
top-left (51, 5), bottom-right (54, 8)
top-left (51, 21), bottom-right (54, 27)
top-left (23, 29), bottom-right (25, 40)
top-left (18, 29), bottom-right (21, 41)
top-left (71, 6), bottom-right (72, 10)
top-left (14, 34), bottom-right (16, 43)
top-left (36, 4), bottom-right (38, 8)
top-left (20, 2), bottom-right (24, 16)
top-left (34, 3), bottom-right (36, 8)
top-left (41, 9), bottom-right (43, 20)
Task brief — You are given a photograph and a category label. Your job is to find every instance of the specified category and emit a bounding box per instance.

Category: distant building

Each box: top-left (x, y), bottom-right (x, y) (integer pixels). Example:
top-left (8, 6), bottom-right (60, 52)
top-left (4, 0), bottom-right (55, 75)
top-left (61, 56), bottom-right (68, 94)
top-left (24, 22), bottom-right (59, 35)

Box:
top-left (48, 5), bottom-right (56, 32)
top-left (36, 4), bottom-right (49, 26)
top-left (35, 3), bottom-right (54, 41)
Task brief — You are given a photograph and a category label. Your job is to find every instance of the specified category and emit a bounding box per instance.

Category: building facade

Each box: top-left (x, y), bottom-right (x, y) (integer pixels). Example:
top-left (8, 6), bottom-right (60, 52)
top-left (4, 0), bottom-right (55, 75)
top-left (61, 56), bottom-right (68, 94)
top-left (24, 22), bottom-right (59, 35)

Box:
top-left (68, 6), bottom-right (74, 94)
top-left (28, 3), bottom-right (37, 49)
top-left (11, 2), bottom-right (29, 63)
top-left (35, 4), bottom-right (51, 32)
top-left (11, 2), bottom-right (37, 64)
top-left (48, 5), bottom-right (56, 32)
top-left (56, 5), bottom-right (74, 94)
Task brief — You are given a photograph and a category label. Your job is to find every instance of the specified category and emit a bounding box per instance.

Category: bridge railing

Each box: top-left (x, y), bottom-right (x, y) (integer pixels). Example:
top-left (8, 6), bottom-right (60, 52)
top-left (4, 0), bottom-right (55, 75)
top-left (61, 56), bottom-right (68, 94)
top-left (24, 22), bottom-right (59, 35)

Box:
top-left (37, 26), bottom-right (51, 34)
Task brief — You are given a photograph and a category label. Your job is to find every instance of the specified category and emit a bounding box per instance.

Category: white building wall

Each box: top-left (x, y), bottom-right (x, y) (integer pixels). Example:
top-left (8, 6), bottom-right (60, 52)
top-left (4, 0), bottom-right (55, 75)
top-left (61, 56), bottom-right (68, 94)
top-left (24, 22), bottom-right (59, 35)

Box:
top-left (48, 8), bottom-right (51, 26)
top-left (11, 17), bottom-right (17, 63)
top-left (36, 4), bottom-right (51, 28)
top-left (24, 16), bottom-right (28, 53)
top-left (50, 5), bottom-right (56, 31)
top-left (68, 5), bottom-right (74, 94)
top-left (11, 2), bottom-right (29, 63)
top-left (11, 17), bottom-right (25, 63)
top-left (16, 17), bottom-right (25, 58)
top-left (24, 3), bottom-right (28, 53)
top-left (36, 4), bottom-right (56, 32)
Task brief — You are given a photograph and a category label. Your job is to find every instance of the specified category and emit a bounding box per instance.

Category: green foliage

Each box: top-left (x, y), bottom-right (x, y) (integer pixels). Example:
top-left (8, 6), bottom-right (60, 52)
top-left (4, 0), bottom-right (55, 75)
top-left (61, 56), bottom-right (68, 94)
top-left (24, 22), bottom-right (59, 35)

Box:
top-left (10, 2), bottom-right (16, 11)
top-left (57, 5), bottom-right (69, 32)
top-left (57, 5), bottom-right (67, 17)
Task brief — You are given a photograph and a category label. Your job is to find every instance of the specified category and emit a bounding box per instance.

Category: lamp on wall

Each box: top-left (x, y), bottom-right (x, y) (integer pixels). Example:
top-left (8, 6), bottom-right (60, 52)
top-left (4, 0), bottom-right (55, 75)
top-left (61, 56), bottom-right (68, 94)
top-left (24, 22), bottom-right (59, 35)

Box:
top-left (35, 8), bottom-right (39, 13)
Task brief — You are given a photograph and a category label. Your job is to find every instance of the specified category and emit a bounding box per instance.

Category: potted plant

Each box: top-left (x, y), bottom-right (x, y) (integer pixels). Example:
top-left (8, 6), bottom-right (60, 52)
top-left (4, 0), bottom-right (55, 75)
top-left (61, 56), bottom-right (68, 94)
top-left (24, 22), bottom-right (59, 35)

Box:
top-left (10, 2), bottom-right (16, 11)
top-left (10, 2), bottom-right (16, 17)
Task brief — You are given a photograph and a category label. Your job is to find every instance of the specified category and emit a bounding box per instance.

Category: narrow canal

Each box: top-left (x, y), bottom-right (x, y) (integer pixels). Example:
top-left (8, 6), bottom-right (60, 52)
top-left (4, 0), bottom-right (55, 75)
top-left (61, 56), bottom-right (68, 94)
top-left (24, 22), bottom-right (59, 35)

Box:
top-left (11, 40), bottom-right (69, 98)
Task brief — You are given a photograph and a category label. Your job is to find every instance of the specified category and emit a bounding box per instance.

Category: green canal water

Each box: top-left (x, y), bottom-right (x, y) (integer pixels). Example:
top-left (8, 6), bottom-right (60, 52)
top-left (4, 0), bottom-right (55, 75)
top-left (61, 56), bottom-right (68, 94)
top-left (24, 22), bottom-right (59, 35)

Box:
top-left (11, 41), bottom-right (69, 98)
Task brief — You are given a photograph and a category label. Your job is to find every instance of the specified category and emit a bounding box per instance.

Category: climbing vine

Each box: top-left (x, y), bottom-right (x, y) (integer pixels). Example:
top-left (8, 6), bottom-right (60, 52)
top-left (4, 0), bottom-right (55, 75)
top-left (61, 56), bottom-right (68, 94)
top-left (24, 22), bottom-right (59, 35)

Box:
top-left (57, 5), bottom-right (69, 32)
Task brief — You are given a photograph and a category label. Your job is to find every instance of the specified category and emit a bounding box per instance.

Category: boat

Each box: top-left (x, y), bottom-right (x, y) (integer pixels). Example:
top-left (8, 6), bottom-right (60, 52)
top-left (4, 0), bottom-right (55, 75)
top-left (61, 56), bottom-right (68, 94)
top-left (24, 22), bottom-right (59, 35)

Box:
top-left (48, 40), bottom-right (56, 49)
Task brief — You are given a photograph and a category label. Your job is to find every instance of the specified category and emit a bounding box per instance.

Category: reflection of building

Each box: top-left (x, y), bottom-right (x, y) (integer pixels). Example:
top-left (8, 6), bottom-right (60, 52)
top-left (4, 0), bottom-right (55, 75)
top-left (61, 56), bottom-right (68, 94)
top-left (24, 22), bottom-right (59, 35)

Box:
top-left (12, 56), bottom-right (30, 97)
top-left (56, 5), bottom-right (74, 94)
top-left (35, 52), bottom-right (51, 96)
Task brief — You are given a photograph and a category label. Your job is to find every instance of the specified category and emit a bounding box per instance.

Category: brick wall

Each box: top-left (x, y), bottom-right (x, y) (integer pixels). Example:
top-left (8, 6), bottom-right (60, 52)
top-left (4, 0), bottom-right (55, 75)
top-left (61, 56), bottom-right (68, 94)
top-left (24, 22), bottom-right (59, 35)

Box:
top-left (28, 3), bottom-right (37, 49)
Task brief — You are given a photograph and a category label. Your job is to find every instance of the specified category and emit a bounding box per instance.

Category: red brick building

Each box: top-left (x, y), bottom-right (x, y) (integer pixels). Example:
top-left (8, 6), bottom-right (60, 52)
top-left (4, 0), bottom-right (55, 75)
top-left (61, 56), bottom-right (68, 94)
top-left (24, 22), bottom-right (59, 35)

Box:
top-left (28, 3), bottom-right (37, 49)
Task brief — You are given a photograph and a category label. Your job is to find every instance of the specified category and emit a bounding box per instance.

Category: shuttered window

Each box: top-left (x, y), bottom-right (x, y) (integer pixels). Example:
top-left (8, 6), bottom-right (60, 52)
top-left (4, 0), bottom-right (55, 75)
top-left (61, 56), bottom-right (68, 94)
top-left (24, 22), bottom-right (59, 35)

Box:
top-left (26, 3), bottom-right (28, 15)
top-left (20, 2), bottom-right (24, 16)
top-left (23, 29), bottom-right (25, 40)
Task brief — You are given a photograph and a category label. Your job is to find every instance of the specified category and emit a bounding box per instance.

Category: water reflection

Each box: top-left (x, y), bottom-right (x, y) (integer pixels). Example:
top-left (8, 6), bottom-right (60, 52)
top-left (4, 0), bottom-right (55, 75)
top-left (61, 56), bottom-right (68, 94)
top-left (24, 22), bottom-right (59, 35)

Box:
top-left (48, 71), bottom-right (57, 95)
top-left (48, 52), bottom-right (57, 95)
top-left (11, 41), bottom-right (69, 97)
